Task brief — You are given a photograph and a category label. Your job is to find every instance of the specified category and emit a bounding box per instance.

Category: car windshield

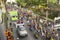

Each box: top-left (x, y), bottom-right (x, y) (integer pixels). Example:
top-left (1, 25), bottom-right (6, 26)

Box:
top-left (19, 26), bottom-right (25, 31)
top-left (13, 16), bottom-right (15, 18)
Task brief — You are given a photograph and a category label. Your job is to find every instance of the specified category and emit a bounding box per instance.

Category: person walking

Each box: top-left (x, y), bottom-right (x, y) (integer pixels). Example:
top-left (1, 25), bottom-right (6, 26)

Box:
top-left (5, 28), bottom-right (13, 40)
top-left (42, 31), bottom-right (45, 40)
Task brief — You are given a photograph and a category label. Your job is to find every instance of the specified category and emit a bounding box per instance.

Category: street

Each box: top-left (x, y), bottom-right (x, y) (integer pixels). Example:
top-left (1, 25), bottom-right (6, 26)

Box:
top-left (0, 24), bottom-right (6, 40)
top-left (12, 17), bottom-right (41, 40)
top-left (2, 4), bottom-right (58, 40)
top-left (0, 0), bottom-right (60, 40)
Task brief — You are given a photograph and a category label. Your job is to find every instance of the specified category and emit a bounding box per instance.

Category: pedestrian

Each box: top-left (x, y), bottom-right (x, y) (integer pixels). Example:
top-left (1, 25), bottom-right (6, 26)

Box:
top-left (48, 22), bottom-right (51, 26)
top-left (42, 31), bottom-right (45, 40)
top-left (10, 23), bottom-right (12, 26)
top-left (7, 17), bottom-right (8, 20)
top-left (47, 32), bottom-right (51, 40)
top-left (54, 31), bottom-right (59, 40)
top-left (39, 19), bottom-right (43, 24)
top-left (5, 30), bottom-right (8, 40)
top-left (45, 30), bottom-right (48, 40)
top-left (8, 32), bottom-right (11, 39)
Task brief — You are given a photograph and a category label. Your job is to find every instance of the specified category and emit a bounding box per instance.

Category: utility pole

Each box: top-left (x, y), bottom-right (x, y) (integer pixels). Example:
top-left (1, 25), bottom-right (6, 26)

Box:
top-left (46, 0), bottom-right (48, 23)
top-left (8, 0), bottom-right (12, 28)
top-left (2, 0), bottom-right (9, 29)
top-left (45, 0), bottom-right (50, 36)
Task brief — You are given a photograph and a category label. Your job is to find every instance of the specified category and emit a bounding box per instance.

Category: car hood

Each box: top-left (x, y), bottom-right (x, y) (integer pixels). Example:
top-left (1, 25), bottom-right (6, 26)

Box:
top-left (19, 30), bottom-right (27, 34)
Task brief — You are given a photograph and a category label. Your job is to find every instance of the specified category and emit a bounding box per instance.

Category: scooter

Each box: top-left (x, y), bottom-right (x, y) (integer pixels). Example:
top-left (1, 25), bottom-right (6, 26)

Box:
top-left (33, 30), bottom-right (39, 39)
top-left (51, 37), bottom-right (55, 40)
top-left (29, 25), bottom-right (33, 31)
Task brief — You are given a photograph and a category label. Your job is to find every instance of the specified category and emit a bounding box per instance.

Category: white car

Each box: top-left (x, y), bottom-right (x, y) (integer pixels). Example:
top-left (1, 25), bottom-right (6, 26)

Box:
top-left (17, 26), bottom-right (28, 37)
top-left (13, 22), bottom-right (24, 28)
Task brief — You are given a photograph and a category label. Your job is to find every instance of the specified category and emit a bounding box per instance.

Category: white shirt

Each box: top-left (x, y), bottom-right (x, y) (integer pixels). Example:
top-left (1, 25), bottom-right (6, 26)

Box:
top-left (40, 19), bottom-right (43, 23)
top-left (42, 32), bottom-right (45, 36)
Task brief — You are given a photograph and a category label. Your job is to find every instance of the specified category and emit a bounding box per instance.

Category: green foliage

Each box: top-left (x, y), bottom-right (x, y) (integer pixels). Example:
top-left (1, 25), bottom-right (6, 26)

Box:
top-left (16, 0), bottom-right (27, 7)
top-left (12, 2), bottom-right (16, 5)
top-left (7, 2), bottom-right (11, 4)
top-left (16, 0), bottom-right (58, 20)
top-left (16, 0), bottom-right (47, 7)
top-left (48, 11), bottom-right (58, 19)
top-left (48, 0), bottom-right (57, 4)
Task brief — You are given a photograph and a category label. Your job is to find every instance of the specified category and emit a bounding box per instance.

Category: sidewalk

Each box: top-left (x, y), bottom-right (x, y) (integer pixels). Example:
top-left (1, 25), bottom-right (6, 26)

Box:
top-left (0, 23), bottom-right (6, 40)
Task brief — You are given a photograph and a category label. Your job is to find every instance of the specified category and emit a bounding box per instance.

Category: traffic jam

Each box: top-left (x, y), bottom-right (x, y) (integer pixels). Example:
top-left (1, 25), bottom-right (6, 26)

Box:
top-left (4, 5), bottom-right (60, 40)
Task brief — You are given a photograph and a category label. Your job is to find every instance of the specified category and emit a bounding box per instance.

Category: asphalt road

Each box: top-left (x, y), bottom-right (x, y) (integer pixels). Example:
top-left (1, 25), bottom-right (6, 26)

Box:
top-left (12, 25), bottom-right (36, 40)
top-left (13, 19), bottom-right (35, 40)
top-left (0, 24), bottom-right (6, 40)
top-left (12, 17), bottom-right (39, 40)
top-left (6, 4), bottom-right (60, 40)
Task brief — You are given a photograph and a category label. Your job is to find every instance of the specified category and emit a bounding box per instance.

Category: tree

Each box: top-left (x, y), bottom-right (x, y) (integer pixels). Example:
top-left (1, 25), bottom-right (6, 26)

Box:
top-left (16, 0), bottom-right (27, 7)
top-left (12, 2), bottom-right (16, 5)
top-left (48, 12), bottom-right (58, 19)
top-left (16, 0), bottom-right (47, 8)
top-left (48, 0), bottom-right (57, 4)
top-left (16, 0), bottom-right (60, 19)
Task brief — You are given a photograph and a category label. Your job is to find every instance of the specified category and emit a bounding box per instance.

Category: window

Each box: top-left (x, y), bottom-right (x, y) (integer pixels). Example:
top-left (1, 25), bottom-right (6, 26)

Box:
top-left (19, 27), bottom-right (25, 31)
top-left (16, 16), bottom-right (18, 17)
top-left (13, 16), bottom-right (15, 18)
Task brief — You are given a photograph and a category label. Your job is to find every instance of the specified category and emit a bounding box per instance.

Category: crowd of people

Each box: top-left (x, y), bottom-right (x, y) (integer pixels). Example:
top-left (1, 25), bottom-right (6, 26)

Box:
top-left (18, 9), bottom-right (59, 40)
top-left (6, 7), bottom-right (59, 40)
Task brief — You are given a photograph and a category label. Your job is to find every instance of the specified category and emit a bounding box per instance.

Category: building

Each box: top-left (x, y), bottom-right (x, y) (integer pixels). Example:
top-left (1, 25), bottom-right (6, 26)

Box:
top-left (6, 0), bottom-right (16, 3)
top-left (58, 0), bottom-right (60, 4)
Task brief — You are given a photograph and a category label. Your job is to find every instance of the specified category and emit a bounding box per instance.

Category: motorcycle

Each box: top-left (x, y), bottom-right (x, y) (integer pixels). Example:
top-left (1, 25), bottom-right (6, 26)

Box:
top-left (33, 30), bottom-right (39, 39)
top-left (29, 25), bottom-right (33, 31)
top-left (51, 37), bottom-right (55, 40)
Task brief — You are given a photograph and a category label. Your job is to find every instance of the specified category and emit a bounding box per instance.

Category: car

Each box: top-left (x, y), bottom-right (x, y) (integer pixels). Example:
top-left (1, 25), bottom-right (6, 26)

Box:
top-left (16, 23), bottom-right (24, 28)
top-left (17, 26), bottom-right (28, 37)
top-left (33, 30), bottom-right (39, 39)
top-left (13, 20), bottom-right (24, 28)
